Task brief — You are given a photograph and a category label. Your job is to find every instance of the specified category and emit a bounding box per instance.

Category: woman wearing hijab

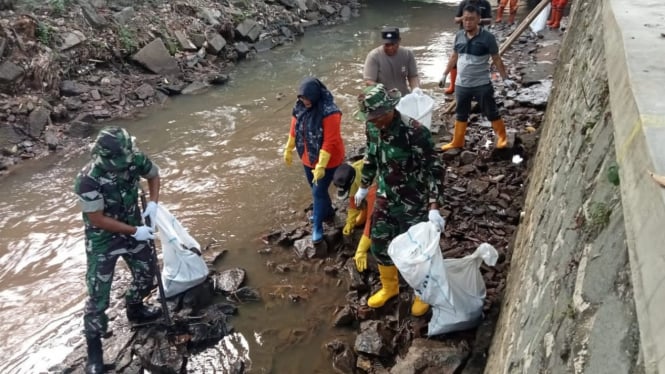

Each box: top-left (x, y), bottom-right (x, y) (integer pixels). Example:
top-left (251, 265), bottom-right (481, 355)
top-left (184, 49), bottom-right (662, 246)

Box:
top-left (283, 77), bottom-right (345, 243)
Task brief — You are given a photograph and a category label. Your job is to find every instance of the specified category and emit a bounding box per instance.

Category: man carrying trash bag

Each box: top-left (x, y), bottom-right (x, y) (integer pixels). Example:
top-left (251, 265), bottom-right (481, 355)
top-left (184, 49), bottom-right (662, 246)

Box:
top-left (354, 84), bottom-right (446, 316)
top-left (74, 126), bottom-right (162, 373)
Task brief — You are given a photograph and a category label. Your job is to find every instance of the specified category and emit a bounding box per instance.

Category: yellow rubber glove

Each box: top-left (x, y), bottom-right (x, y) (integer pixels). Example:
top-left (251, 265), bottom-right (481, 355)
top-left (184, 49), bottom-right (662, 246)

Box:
top-left (343, 208), bottom-right (362, 236)
top-left (354, 235), bottom-right (371, 272)
top-left (312, 149), bottom-right (331, 183)
top-left (283, 135), bottom-right (295, 166)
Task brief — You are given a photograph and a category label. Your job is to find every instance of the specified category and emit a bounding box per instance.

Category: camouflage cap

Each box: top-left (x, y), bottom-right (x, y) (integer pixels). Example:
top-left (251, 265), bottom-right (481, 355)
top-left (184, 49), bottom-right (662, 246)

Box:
top-left (356, 84), bottom-right (401, 122)
top-left (91, 126), bottom-right (137, 171)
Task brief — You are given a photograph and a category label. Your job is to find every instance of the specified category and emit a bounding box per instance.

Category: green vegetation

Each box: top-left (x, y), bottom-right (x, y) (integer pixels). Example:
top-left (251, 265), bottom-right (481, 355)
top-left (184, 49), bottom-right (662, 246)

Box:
top-left (117, 25), bottom-right (138, 54)
top-left (36, 22), bottom-right (52, 45)
top-left (586, 201), bottom-right (611, 235)
top-left (48, 0), bottom-right (69, 16)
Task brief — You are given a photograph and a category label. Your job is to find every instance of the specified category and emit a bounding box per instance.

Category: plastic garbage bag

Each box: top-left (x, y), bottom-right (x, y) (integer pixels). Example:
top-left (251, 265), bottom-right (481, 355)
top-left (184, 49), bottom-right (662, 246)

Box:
top-left (395, 88), bottom-right (435, 129)
top-left (530, 3), bottom-right (551, 34)
top-left (387, 222), bottom-right (498, 335)
top-left (155, 204), bottom-right (209, 298)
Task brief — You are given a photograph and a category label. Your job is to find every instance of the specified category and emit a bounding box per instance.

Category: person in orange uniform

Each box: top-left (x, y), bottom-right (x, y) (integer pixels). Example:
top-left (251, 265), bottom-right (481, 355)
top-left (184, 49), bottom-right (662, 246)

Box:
top-left (283, 77), bottom-right (345, 243)
top-left (496, 0), bottom-right (518, 24)
top-left (332, 159), bottom-right (377, 268)
top-left (547, 0), bottom-right (567, 29)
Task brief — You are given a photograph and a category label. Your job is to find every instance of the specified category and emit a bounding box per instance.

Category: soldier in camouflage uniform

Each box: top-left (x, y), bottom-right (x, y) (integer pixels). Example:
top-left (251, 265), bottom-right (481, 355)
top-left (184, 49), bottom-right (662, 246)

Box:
top-left (354, 84), bottom-right (446, 317)
top-left (74, 126), bottom-right (162, 374)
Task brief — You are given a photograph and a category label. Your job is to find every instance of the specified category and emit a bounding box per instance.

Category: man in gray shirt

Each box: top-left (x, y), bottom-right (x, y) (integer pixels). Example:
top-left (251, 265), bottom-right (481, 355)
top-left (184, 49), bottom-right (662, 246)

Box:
top-left (363, 27), bottom-right (420, 96)
top-left (440, 4), bottom-right (516, 151)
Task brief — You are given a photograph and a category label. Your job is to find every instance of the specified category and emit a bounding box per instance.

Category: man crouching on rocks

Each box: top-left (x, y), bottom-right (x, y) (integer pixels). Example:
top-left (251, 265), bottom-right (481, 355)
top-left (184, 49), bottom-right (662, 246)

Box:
top-left (354, 84), bottom-right (446, 317)
top-left (74, 126), bottom-right (162, 373)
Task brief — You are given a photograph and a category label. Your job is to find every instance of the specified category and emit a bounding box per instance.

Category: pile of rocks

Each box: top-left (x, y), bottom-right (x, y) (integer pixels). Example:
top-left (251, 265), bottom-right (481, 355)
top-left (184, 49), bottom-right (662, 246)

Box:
top-left (0, 0), bottom-right (360, 178)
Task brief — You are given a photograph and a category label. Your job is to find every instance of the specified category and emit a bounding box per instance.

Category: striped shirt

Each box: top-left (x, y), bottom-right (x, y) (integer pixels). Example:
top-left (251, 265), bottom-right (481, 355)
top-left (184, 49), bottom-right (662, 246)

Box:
top-left (454, 28), bottom-right (499, 88)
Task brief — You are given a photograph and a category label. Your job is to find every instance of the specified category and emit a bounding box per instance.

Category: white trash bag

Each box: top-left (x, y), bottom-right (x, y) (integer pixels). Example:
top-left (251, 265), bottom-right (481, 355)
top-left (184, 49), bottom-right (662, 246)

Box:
top-left (530, 3), bottom-right (551, 34)
top-left (395, 88), bottom-right (435, 129)
top-left (387, 222), bottom-right (498, 335)
top-left (154, 205), bottom-right (209, 298)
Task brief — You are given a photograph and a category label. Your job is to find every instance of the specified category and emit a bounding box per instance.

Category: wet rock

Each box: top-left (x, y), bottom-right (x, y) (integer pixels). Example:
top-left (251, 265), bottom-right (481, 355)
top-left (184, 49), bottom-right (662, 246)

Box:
top-left (332, 305), bottom-right (355, 327)
top-left (58, 30), bottom-right (86, 51)
top-left (276, 263), bottom-right (291, 272)
top-left (208, 73), bottom-right (229, 85)
top-left (293, 237), bottom-right (327, 259)
top-left (227, 286), bottom-right (261, 302)
top-left (354, 320), bottom-right (394, 357)
top-left (132, 38), bottom-right (180, 76)
top-left (26, 107), bottom-right (50, 138)
top-left (254, 38), bottom-right (273, 53)
top-left (188, 314), bottom-right (233, 346)
top-left (468, 179), bottom-right (490, 195)
top-left (234, 42), bottom-right (251, 58)
top-left (340, 5), bottom-right (352, 20)
top-left (206, 32), bottom-right (227, 54)
top-left (211, 268), bottom-right (246, 293)
top-left (181, 81), bottom-right (209, 95)
top-left (320, 4), bottom-right (336, 16)
top-left (325, 339), bottom-right (357, 374)
top-left (0, 61), bottom-right (23, 85)
top-left (65, 120), bottom-right (94, 138)
top-left (60, 80), bottom-right (90, 96)
top-left (135, 83), bottom-right (155, 100)
top-left (323, 265), bottom-right (339, 276)
top-left (0, 124), bottom-right (23, 152)
top-left (514, 80), bottom-right (551, 108)
top-left (236, 19), bottom-right (261, 42)
top-left (345, 258), bottom-right (368, 291)
top-left (459, 150), bottom-right (476, 165)
top-left (389, 338), bottom-right (470, 374)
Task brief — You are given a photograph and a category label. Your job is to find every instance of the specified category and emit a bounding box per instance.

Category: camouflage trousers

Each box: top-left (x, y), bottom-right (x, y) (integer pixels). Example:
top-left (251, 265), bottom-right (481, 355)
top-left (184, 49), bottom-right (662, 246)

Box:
top-left (369, 196), bottom-right (428, 266)
top-left (83, 235), bottom-right (156, 338)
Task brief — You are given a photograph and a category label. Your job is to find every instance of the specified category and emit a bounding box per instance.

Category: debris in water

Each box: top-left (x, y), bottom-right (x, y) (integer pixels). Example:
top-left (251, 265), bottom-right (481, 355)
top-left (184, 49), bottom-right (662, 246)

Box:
top-left (512, 155), bottom-right (524, 164)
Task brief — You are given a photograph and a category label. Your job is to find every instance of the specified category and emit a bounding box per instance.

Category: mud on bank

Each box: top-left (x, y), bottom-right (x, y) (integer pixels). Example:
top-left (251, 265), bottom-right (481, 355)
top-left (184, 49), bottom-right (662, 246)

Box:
top-left (0, 0), bottom-right (360, 178)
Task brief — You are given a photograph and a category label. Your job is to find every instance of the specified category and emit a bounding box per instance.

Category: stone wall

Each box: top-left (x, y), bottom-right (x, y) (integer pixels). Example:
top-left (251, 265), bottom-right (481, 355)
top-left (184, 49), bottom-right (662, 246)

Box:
top-left (484, 1), bottom-right (644, 373)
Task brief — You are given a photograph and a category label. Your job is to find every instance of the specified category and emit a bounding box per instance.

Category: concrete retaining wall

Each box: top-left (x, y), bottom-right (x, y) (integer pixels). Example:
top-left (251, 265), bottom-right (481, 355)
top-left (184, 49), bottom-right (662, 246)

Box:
top-left (483, 0), bottom-right (665, 372)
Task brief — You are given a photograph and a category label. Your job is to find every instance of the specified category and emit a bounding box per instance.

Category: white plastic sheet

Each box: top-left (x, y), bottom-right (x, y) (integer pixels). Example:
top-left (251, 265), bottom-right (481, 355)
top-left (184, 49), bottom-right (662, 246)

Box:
top-left (530, 3), bottom-right (551, 34)
top-left (155, 205), bottom-right (209, 298)
top-left (387, 222), bottom-right (498, 335)
top-left (395, 88), bottom-right (435, 129)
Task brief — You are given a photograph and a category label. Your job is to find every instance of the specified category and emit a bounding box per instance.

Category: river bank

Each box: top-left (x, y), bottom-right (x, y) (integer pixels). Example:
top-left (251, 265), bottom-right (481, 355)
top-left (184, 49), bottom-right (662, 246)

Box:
top-left (0, 0), bottom-right (359, 179)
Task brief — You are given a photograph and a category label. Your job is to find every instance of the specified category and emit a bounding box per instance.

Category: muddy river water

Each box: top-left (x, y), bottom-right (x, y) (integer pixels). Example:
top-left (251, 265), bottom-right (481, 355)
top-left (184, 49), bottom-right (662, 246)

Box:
top-left (0, 1), bottom-right (464, 372)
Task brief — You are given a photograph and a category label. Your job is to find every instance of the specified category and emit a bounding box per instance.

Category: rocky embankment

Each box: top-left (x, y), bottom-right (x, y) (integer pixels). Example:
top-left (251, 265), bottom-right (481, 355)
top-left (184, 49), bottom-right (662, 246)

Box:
top-left (0, 0), bottom-right (359, 178)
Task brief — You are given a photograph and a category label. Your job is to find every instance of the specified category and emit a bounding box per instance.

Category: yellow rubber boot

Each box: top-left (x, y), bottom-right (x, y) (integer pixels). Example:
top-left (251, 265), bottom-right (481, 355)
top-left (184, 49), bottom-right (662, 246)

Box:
top-left (411, 296), bottom-right (430, 317)
top-left (367, 264), bottom-right (399, 308)
top-left (491, 119), bottom-right (508, 149)
top-left (441, 121), bottom-right (467, 151)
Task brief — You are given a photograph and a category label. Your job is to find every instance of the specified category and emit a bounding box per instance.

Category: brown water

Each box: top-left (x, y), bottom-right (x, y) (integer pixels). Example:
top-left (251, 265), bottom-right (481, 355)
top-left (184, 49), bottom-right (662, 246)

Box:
top-left (0, 1), bottom-right (462, 372)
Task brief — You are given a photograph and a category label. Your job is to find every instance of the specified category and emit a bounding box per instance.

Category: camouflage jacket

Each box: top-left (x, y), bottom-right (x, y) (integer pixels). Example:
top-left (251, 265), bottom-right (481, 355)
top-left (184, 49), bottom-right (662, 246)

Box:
top-left (361, 115), bottom-right (445, 207)
top-left (74, 152), bottom-right (158, 244)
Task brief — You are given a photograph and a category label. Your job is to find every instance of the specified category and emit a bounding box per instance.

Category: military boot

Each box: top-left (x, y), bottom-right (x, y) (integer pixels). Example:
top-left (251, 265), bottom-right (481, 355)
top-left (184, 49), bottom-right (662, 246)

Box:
top-left (126, 302), bottom-right (162, 324)
top-left (85, 336), bottom-right (103, 374)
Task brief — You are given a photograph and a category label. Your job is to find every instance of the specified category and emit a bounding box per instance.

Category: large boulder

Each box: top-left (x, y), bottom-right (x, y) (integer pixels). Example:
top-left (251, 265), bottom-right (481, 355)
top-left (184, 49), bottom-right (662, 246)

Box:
top-left (131, 38), bottom-right (180, 76)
